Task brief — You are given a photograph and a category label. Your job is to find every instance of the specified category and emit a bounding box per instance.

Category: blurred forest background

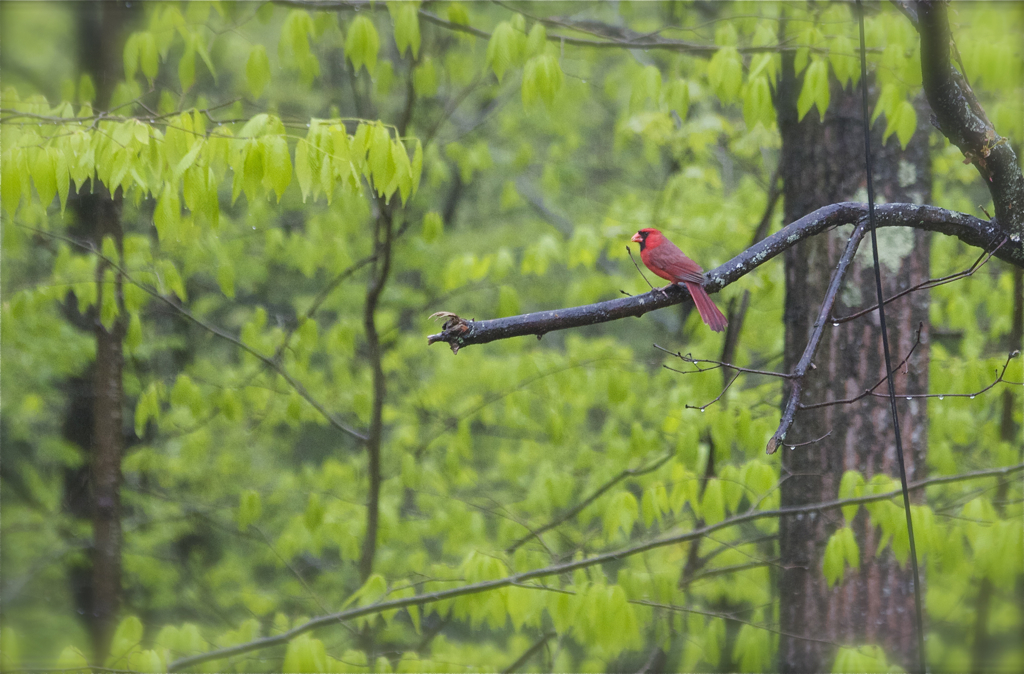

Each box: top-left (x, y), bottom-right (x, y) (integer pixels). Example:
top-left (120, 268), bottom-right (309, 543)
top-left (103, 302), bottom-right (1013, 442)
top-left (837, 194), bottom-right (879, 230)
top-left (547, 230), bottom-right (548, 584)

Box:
top-left (1, 1), bottom-right (1022, 672)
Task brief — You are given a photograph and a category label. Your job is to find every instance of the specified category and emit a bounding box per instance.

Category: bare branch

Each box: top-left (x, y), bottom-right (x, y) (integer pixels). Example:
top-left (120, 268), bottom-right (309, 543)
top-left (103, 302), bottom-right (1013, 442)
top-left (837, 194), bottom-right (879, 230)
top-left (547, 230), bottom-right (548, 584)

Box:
top-left (767, 223), bottom-right (868, 454)
top-left (916, 0), bottom-right (1024, 241)
top-left (685, 372), bottom-right (741, 412)
top-left (656, 344), bottom-right (792, 379)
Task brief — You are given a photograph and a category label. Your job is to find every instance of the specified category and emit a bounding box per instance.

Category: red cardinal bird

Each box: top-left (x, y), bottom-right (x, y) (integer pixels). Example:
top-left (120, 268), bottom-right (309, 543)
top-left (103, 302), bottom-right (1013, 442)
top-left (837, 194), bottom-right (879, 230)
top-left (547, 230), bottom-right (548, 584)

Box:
top-left (631, 228), bottom-right (728, 332)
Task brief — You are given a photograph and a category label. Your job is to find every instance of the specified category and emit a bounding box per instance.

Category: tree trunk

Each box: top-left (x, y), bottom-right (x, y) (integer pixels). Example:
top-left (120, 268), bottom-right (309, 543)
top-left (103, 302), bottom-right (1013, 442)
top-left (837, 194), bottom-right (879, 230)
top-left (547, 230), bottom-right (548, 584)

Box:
top-left (90, 189), bottom-right (126, 661)
top-left (75, 3), bottom-right (132, 662)
top-left (776, 52), bottom-right (931, 672)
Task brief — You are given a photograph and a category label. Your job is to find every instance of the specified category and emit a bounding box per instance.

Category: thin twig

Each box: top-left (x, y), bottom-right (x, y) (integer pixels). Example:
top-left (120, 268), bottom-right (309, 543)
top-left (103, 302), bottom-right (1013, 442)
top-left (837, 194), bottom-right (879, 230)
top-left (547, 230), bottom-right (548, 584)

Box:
top-left (627, 245), bottom-right (658, 292)
top-left (685, 372), bottom-right (740, 411)
top-left (832, 237), bottom-right (1007, 324)
top-left (783, 430), bottom-right (833, 448)
top-left (655, 344), bottom-right (794, 379)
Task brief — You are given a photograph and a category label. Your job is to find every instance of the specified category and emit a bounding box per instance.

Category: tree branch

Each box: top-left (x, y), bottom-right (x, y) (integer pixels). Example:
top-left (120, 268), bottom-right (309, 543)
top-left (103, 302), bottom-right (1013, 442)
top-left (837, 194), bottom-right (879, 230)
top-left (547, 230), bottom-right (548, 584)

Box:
top-left (767, 223), bottom-right (868, 454)
top-left (167, 461), bottom-right (1024, 671)
top-left (359, 204), bottom-right (395, 582)
top-left (427, 202), bottom-right (1020, 353)
top-left (915, 0), bottom-right (1024, 241)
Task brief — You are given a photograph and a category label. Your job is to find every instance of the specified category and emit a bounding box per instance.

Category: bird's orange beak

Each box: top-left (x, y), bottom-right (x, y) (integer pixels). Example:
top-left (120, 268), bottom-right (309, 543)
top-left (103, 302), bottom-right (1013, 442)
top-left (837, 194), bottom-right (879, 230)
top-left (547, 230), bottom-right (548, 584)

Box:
top-left (630, 233), bottom-right (643, 243)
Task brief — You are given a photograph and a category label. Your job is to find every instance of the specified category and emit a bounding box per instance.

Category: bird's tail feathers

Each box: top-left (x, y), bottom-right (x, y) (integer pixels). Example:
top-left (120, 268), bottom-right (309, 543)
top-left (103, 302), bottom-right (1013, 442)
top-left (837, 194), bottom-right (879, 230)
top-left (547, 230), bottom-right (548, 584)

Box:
top-left (684, 282), bottom-right (728, 333)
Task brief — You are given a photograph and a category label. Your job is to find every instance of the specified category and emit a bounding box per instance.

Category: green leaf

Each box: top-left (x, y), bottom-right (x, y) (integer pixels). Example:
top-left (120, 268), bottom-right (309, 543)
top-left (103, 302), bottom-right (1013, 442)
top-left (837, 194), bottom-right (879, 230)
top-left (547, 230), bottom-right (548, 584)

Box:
top-left (705, 617), bottom-right (725, 667)
top-left (262, 136), bottom-right (292, 201)
top-left (246, 44), bottom-right (271, 98)
top-left (838, 470), bottom-right (865, 521)
top-left (172, 140), bottom-right (204, 182)
top-left (31, 147), bottom-right (57, 208)
top-left (389, 1), bottom-right (421, 59)
top-left (107, 615), bottom-right (144, 666)
top-left (346, 15), bottom-right (380, 76)
top-left (304, 493), bottom-right (324, 531)
top-left (412, 59), bottom-right (438, 98)
top-left (154, 184), bottom-right (181, 242)
top-left (177, 41), bottom-right (196, 92)
top-left (486, 22), bottom-right (520, 83)
top-left (55, 646), bottom-right (89, 672)
top-left (216, 262), bottom-right (235, 299)
top-left (422, 211), bottom-right (443, 242)
top-left (497, 285), bottom-right (520, 318)
top-left (743, 75), bottom-right (775, 129)
top-left (741, 461), bottom-right (775, 503)
top-left (295, 139), bottom-right (313, 202)
top-left (319, 151), bottom-right (334, 204)
top-left (282, 634), bottom-right (327, 674)
top-left (664, 79), bottom-right (690, 120)
top-left (447, 3), bottom-right (469, 25)
top-left (603, 490), bottom-right (639, 537)
top-left (708, 46), bottom-right (743, 104)
top-left (356, 573), bottom-right (388, 606)
top-left (884, 99), bottom-right (917, 148)
top-left (823, 529), bottom-right (846, 587)
top-left (123, 33), bottom-right (140, 81)
top-left (138, 32), bottom-right (158, 84)
top-left (238, 489), bottom-right (262, 530)
top-left (170, 374), bottom-right (203, 419)
top-left (715, 22), bottom-right (738, 47)
top-left (701, 479), bottom-right (725, 525)
top-left (1, 149), bottom-right (24, 217)
top-left (54, 147), bottom-right (70, 214)
top-left (126, 312), bottom-right (143, 351)
top-left (871, 83), bottom-right (902, 126)
top-left (630, 65), bottom-right (662, 112)
top-left (522, 53), bottom-right (563, 109)
top-left (525, 23), bottom-right (547, 59)
top-left (797, 58), bottom-right (830, 121)
top-left (839, 525), bottom-right (860, 571)
top-left (829, 35), bottom-right (858, 89)
top-left (79, 73), bottom-right (96, 103)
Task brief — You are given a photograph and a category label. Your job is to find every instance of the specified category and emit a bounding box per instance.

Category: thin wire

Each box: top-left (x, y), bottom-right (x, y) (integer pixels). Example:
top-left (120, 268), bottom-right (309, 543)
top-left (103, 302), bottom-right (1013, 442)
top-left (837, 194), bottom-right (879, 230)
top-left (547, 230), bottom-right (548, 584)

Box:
top-left (856, 3), bottom-right (926, 673)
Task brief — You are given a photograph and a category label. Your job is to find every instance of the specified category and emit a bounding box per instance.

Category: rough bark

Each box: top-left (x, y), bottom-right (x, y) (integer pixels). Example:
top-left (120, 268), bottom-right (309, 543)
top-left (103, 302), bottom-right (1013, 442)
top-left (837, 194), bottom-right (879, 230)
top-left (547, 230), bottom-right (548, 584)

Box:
top-left (75, 3), bottom-right (133, 661)
top-left (776, 53), bottom-right (930, 672)
top-left (90, 197), bottom-right (126, 661)
top-left (915, 0), bottom-right (1024, 242)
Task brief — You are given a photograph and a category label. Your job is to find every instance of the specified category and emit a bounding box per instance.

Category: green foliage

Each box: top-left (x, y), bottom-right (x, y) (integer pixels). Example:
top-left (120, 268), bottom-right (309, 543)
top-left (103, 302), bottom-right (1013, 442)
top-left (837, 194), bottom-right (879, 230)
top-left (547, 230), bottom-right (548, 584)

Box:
top-left (797, 58), bottom-right (830, 121)
top-left (345, 15), bottom-right (380, 76)
top-left (823, 527), bottom-right (860, 587)
top-left (1, 2), bottom-right (1021, 672)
